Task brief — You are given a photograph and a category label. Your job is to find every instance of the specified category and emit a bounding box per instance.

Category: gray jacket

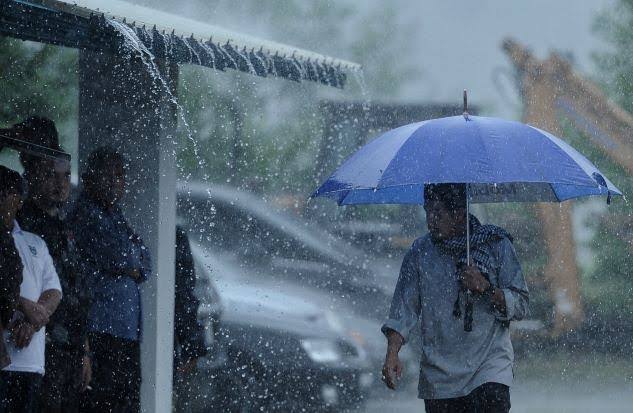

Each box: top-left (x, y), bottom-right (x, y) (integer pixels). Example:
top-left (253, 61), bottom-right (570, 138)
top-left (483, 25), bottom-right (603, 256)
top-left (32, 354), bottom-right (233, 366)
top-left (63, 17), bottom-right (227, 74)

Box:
top-left (382, 234), bottom-right (529, 399)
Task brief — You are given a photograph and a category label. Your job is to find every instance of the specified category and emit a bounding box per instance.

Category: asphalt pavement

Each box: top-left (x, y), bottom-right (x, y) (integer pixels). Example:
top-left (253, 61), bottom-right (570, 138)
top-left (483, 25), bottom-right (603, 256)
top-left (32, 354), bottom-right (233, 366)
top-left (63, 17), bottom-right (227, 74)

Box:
top-left (361, 379), bottom-right (633, 413)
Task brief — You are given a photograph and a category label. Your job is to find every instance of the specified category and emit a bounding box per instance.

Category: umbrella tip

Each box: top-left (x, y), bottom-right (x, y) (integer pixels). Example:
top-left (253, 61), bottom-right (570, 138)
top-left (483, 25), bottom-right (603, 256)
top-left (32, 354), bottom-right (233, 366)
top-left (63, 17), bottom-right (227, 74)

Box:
top-left (463, 89), bottom-right (470, 120)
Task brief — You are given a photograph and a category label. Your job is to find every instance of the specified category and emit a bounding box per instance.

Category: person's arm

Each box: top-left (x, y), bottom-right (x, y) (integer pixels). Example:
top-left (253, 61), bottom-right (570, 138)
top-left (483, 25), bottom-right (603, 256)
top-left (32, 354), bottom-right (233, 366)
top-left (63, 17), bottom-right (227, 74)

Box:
top-left (18, 289), bottom-right (61, 332)
top-left (380, 246), bottom-right (421, 390)
top-left (81, 337), bottom-right (92, 391)
top-left (10, 319), bottom-right (36, 348)
top-left (18, 297), bottom-right (49, 330)
top-left (462, 238), bottom-right (529, 321)
top-left (38, 243), bottom-right (63, 325)
top-left (72, 208), bottom-right (140, 280)
top-left (491, 238), bottom-right (529, 322)
top-left (38, 289), bottom-right (61, 319)
top-left (130, 233), bottom-right (152, 284)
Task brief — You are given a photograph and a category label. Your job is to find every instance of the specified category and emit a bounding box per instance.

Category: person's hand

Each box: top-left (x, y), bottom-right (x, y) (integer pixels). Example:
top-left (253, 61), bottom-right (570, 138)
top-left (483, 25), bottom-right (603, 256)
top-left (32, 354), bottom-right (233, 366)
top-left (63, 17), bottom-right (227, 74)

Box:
top-left (80, 354), bottom-right (92, 391)
top-left (382, 354), bottom-right (403, 390)
top-left (21, 300), bottom-right (49, 330)
top-left (11, 321), bottom-right (35, 348)
top-left (177, 357), bottom-right (198, 376)
top-left (460, 264), bottom-right (490, 294)
top-left (128, 269), bottom-right (141, 280)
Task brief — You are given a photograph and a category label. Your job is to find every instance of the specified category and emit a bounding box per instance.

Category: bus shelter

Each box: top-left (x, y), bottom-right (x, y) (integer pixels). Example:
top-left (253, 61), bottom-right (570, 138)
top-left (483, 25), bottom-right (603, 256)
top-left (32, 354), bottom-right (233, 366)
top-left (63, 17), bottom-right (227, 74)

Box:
top-left (0, 1), bottom-right (360, 411)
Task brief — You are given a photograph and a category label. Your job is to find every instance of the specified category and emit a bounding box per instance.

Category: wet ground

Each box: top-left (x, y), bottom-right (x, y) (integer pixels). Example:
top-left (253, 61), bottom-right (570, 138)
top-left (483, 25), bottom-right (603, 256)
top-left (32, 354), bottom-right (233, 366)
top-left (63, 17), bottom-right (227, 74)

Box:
top-left (363, 380), bottom-right (633, 413)
top-left (361, 352), bottom-right (633, 413)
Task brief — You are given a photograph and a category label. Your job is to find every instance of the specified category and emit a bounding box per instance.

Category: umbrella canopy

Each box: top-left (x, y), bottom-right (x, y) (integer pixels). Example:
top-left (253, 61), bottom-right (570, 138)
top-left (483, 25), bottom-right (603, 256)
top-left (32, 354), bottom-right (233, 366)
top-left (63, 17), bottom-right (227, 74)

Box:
top-left (312, 115), bottom-right (622, 205)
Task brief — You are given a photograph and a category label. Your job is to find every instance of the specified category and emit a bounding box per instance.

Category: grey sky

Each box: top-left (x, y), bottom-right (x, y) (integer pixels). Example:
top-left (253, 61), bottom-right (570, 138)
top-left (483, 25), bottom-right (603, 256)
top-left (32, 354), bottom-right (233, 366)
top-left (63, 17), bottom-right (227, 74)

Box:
top-left (394, 0), bottom-right (616, 118)
top-left (98, 0), bottom-right (617, 119)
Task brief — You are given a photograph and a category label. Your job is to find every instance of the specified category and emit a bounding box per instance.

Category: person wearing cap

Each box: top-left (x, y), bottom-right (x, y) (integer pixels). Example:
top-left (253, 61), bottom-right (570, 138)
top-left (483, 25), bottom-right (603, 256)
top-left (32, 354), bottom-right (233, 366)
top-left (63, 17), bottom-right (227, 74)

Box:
top-left (0, 165), bottom-right (63, 413)
top-left (11, 116), bottom-right (93, 412)
top-left (68, 146), bottom-right (151, 413)
top-left (380, 183), bottom-right (529, 413)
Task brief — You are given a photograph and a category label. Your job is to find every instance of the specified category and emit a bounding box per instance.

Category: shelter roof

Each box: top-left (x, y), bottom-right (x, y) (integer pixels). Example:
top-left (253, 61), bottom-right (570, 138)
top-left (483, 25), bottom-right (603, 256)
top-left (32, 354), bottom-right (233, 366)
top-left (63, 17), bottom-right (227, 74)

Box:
top-left (0, 0), bottom-right (361, 88)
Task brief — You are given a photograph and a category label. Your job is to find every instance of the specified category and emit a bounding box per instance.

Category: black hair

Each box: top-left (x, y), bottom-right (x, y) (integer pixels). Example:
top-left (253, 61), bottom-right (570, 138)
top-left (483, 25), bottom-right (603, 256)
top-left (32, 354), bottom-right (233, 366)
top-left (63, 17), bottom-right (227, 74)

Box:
top-left (423, 183), bottom-right (467, 211)
top-left (81, 146), bottom-right (125, 188)
top-left (0, 165), bottom-right (26, 198)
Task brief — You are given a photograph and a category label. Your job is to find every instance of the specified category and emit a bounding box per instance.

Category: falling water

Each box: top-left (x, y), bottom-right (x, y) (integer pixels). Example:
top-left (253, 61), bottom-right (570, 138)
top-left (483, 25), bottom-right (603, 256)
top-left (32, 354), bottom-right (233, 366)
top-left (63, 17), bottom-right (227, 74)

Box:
top-left (351, 68), bottom-right (371, 114)
top-left (107, 19), bottom-right (207, 171)
top-left (234, 48), bottom-right (257, 76)
top-left (221, 45), bottom-right (239, 70)
top-left (289, 57), bottom-right (307, 80)
top-left (183, 37), bottom-right (202, 65)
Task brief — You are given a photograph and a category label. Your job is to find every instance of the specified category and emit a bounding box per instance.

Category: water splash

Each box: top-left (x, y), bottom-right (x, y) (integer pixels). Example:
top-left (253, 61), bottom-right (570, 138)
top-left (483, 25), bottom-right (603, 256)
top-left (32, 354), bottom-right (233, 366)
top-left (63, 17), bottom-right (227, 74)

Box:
top-left (351, 68), bottom-right (371, 115)
top-left (107, 19), bottom-right (206, 169)
top-left (234, 47), bottom-right (257, 76)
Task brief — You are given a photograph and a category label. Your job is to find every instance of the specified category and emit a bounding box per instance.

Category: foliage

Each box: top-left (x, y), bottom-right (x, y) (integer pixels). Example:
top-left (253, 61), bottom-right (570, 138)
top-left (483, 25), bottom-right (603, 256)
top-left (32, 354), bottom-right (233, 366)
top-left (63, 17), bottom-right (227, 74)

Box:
top-left (170, 0), bottom-right (419, 193)
top-left (0, 38), bottom-right (77, 151)
top-left (588, 0), bottom-right (633, 318)
top-left (593, 0), bottom-right (633, 113)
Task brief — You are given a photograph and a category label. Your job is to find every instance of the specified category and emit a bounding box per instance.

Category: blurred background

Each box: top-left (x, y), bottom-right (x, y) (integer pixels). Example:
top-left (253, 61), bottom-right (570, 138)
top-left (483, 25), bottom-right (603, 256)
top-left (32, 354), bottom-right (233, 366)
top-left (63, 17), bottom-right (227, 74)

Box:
top-left (1, 1), bottom-right (631, 412)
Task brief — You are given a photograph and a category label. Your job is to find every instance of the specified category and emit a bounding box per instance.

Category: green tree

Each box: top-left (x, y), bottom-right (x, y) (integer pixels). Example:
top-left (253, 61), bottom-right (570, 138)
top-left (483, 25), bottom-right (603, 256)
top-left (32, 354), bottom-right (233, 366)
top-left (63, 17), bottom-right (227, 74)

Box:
top-left (593, 0), bottom-right (633, 113)
top-left (582, 1), bottom-right (633, 317)
top-left (166, 1), bottom-right (420, 193)
top-left (0, 38), bottom-right (77, 151)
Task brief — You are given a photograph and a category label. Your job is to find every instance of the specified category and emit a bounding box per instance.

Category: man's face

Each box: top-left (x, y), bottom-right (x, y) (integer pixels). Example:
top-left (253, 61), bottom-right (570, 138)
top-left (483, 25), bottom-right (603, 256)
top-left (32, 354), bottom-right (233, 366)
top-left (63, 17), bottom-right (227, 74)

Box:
top-left (95, 160), bottom-right (126, 206)
top-left (424, 199), bottom-right (465, 241)
top-left (0, 191), bottom-right (23, 227)
top-left (29, 159), bottom-right (71, 207)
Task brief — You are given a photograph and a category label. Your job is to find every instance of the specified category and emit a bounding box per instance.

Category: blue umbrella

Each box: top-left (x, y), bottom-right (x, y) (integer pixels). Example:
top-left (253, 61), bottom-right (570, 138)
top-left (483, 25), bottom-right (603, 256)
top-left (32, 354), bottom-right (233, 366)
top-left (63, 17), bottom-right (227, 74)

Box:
top-left (312, 100), bottom-right (621, 206)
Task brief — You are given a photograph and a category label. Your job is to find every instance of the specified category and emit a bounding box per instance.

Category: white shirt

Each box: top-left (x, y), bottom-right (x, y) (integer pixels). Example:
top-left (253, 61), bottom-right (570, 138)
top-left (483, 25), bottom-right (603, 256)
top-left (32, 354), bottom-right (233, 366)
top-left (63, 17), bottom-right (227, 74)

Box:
top-left (3, 221), bottom-right (62, 375)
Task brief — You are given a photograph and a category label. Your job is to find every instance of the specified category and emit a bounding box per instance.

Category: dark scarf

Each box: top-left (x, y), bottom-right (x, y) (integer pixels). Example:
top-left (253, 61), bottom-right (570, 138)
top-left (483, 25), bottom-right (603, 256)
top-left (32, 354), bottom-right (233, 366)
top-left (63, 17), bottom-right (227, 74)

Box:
top-left (433, 214), bottom-right (512, 331)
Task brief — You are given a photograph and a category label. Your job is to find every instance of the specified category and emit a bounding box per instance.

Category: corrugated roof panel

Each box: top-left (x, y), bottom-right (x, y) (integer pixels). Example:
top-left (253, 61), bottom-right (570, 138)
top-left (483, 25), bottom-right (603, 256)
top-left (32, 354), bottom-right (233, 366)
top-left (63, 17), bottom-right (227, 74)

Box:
top-left (1, 0), bottom-right (361, 88)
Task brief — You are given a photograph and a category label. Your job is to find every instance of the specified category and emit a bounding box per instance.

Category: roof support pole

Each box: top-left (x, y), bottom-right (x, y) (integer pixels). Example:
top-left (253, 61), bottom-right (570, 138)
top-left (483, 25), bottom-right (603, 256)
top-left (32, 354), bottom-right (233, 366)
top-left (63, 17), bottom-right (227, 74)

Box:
top-left (78, 49), bottom-right (178, 413)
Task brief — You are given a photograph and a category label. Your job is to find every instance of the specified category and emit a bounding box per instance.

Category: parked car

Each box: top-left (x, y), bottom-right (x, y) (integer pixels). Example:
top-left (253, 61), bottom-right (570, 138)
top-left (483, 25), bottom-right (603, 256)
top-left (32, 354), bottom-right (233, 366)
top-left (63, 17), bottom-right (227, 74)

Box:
top-left (188, 244), bottom-right (373, 412)
top-left (176, 183), bottom-right (420, 399)
top-left (177, 182), bottom-right (395, 321)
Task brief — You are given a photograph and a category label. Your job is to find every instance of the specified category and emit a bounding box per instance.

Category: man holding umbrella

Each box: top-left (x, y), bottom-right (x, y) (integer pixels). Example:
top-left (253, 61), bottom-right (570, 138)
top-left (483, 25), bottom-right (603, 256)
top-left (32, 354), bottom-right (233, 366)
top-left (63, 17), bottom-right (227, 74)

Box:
top-left (381, 183), bottom-right (529, 412)
top-left (312, 93), bottom-right (621, 412)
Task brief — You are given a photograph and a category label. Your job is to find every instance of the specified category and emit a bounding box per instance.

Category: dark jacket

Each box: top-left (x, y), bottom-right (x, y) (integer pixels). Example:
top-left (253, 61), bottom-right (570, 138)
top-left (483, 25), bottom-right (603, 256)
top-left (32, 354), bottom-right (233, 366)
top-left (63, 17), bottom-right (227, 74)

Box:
top-left (17, 199), bottom-right (90, 351)
top-left (68, 195), bottom-right (151, 341)
top-left (174, 226), bottom-right (207, 364)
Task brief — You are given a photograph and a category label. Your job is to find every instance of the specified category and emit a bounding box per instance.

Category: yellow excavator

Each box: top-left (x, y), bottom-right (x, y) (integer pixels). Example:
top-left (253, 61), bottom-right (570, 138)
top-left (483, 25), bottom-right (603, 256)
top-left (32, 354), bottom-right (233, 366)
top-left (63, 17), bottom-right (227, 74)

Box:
top-left (502, 38), bottom-right (632, 336)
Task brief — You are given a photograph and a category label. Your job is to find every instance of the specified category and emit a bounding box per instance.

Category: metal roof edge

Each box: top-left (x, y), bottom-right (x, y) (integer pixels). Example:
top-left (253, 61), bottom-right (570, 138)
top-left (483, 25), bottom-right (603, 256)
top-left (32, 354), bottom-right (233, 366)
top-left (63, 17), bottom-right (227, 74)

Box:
top-left (42, 0), bottom-right (361, 72)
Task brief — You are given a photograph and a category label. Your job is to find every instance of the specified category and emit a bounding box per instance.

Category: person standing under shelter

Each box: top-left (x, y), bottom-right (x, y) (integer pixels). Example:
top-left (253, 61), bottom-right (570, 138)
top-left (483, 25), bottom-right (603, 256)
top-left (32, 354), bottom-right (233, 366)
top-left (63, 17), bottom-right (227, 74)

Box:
top-left (11, 116), bottom-right (93, 412)
top-left (173, 226), bottom-right (208, 411)
top-left (68, 146), bottom-right (151, 413)
top-left (381, 183), bottom-right (529, 413)
top-left (0, 165), bottom-right (62, 413)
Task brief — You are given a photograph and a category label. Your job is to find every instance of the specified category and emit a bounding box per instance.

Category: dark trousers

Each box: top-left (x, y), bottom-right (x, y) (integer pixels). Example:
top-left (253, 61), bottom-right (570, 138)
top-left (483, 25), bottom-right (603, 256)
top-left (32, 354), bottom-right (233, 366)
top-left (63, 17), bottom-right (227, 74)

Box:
top-left (425, 382), bottom-right (511, 413)
top-left (0, 371), bottom-right (43, 413)
top-left (39, 341), bottom-right (84, 412)
top-left (89, 332), bottom-right (141, 413)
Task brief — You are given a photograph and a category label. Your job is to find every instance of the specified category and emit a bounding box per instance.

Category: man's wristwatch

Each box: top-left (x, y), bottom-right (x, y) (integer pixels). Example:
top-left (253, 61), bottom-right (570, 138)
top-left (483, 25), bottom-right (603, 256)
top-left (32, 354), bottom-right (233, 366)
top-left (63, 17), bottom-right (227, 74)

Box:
top-left (481, 283), bottom-right (496, 299)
